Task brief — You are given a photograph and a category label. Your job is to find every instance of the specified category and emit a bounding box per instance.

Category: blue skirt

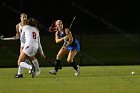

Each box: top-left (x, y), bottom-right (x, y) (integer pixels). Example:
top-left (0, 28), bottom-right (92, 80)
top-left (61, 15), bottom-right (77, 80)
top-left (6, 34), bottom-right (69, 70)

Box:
top-left (63, 39), bottom-right (80, 51)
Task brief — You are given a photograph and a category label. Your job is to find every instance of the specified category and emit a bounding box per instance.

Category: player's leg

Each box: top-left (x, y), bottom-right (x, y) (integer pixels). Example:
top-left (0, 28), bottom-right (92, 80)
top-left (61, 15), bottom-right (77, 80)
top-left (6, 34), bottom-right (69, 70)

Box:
top-left (67, 50), bottom-right (80, 76)
top-left (16, 46), bottom-right (36, 78)
top-left (27, 47), bottom-right (39, 77)
top-left (16, 46), bottom-right (24, 77)
top-left (20, 46), bottom-right (32, 74)
top-left (16, 52), bottom-right (32, 78)
top-left (18, 46), bottom-right (31, 74)
top-left (49, 47), bottom-right (68, 74)
top-left (16, 65), bottom-right (23, 78)
top-left (30, 56), bottom-right (40, 75)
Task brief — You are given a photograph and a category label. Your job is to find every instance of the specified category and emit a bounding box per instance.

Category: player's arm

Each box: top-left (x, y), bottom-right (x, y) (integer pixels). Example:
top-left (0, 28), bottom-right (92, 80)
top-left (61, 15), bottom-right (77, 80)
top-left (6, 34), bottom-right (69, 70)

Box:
top-left (55, 31), bottom-right (64, 43)
top-left (55, 30), bottom-right (69, 43)
top-left (63, 28), bottom-right (73, 47)
top-left (0, 24), bottom-right (20, 40)
top-left (38, 35), bottom-right (45, 58)
top-left (20, 26), bottom-right (25, 42)
top-left (15, 24), bottom-right (20, 39)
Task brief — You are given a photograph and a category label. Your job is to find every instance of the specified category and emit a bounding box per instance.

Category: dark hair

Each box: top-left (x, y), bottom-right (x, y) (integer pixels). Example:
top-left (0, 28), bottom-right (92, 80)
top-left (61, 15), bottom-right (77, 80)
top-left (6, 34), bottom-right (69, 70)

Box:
top-left (51, 20), bottom-right (57, 27)
top-left (49, 20), bottom-right (57, 33)
top-left (27, 18), bottom-right (39, 27)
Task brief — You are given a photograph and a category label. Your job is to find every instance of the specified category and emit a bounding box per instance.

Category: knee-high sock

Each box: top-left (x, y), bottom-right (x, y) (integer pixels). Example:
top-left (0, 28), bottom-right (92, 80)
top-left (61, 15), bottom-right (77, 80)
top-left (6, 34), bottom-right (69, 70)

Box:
top-left (20, 62), bottom-right (32, 70)
top-left (17, 66), bottom-right (23, 75)
top-left (32, 59), bottom-right (40, 70)
top-left (70, 62), bottom-right (78, 70)
top-left (54, 59), bottom-right (62, 72)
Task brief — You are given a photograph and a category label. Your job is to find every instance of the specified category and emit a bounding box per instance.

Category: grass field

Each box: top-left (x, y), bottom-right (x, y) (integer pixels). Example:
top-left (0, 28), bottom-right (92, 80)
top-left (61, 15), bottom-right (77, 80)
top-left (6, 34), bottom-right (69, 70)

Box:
top-left (0, 66), bottom-right (140, 93)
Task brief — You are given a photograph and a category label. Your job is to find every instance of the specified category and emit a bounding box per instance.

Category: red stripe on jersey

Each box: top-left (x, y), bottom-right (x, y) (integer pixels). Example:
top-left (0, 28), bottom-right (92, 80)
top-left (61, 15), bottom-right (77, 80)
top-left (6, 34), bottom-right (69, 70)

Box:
top-left (25, 46), bottom-right (29, 50)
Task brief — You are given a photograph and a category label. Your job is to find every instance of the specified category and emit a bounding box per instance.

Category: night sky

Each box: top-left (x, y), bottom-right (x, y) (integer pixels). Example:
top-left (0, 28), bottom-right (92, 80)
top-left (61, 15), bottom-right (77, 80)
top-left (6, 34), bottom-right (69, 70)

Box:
top-left (0, 0), bottom-right (140, 35)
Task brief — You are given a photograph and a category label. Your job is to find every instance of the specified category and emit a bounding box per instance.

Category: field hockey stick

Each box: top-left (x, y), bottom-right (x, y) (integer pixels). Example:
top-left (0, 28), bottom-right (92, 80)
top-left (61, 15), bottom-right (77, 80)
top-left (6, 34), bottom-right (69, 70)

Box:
top-left (0, 35), bottom-right (17, 40)
top-left (68, 16), bottom-right (83, 64)
top-left (41, 55), bottom-right (57, 68)
top-left (0, 35), bottom-right (4, 40)
top-left (63, 16), bottom-right (76, 42)
top-left (69, 16), bottom-right (76, 30)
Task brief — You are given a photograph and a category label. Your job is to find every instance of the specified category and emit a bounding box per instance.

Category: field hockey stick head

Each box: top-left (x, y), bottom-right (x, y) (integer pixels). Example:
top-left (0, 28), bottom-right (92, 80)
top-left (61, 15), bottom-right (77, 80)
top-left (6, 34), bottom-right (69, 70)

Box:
top-left (0, 35), bottom-right (4, 40)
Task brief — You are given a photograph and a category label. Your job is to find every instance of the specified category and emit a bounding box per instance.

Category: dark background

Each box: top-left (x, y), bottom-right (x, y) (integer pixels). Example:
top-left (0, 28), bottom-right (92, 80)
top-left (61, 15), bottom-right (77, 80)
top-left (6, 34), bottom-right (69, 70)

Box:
top-left (0, 0), bottom-right (140, 35)
top-left (0, 0), bottom-right (140, 67)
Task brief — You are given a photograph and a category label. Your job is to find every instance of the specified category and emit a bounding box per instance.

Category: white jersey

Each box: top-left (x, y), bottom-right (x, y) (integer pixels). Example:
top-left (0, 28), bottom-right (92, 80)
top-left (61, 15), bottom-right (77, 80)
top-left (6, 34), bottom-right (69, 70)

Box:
top-left (18, 23), bottom-right (26, 47)
top-left (21, 25), bottom-right (39, 49)
top-left (18, 23), bottom-right (23, 33)
top-left (21, 25), bottom-right (44, 56)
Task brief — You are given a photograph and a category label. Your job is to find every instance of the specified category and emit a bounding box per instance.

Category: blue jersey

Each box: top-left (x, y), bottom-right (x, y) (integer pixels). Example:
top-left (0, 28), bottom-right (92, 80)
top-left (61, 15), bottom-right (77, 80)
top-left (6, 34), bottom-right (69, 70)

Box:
top-left (57, 30), bottom-right (80, 51)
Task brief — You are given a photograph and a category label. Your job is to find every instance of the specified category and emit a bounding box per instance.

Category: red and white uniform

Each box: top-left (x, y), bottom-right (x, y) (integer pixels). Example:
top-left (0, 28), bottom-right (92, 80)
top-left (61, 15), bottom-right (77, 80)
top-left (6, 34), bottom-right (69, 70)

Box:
top-left (21, 25), bottom-right (43, 56)
top-left (18, 23), bottom-right (26, 47)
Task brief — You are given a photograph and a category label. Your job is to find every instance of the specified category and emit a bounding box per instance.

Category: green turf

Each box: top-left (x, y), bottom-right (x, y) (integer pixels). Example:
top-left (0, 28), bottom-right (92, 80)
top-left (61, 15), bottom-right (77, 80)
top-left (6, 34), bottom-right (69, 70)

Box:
top-left (0, 66), bottom-right (140, 93)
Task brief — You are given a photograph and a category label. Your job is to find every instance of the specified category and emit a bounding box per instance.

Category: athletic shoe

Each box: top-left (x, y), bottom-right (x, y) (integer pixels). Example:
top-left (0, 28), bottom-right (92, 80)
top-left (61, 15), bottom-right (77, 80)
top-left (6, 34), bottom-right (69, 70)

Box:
top-left (15, 74), bottom-right (23, 78)
top-left (28, 69), bottom-right (31, 74)
top-left (31, 65), bottom-right (36, 78)
top-left (49, 70), bottom-right (57, 75)
top-left (74, 65), bottom-right (80, 76)
top-left (36, 69), bottom-right (41, 75)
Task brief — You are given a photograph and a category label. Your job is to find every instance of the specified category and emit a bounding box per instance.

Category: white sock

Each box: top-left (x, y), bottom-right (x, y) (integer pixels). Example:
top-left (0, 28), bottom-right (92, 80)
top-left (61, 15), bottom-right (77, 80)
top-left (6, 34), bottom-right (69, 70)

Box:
top-left (32, 59), bottom-right (40, 71)
top-left (17, 66), bottom-right (23, 75)
top-left (20, 62), bottom-right (32, 70)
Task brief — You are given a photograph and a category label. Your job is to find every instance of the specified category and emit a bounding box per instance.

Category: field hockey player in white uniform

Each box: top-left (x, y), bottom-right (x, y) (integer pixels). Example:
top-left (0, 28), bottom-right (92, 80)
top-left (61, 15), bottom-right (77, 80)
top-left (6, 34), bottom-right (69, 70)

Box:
top-left (16, 18), bottom-right (45, 78)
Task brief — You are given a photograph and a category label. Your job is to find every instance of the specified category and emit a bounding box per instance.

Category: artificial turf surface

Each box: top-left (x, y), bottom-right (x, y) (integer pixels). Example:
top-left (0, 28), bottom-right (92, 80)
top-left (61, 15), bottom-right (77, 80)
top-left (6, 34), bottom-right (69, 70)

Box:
top-left (0, 66), bottom-right (140, 93)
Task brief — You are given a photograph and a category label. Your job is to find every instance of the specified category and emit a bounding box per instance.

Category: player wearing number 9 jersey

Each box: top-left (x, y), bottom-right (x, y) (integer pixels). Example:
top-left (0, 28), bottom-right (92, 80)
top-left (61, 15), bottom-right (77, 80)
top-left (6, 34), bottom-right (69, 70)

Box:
top-left (16, 18), bottom-right (45, 78)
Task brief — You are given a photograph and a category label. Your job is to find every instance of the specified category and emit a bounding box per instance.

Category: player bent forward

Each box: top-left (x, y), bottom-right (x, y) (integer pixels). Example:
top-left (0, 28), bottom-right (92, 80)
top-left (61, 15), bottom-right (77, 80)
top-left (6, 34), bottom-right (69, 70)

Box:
top-left (16, 18), bottom-right (45, 78)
